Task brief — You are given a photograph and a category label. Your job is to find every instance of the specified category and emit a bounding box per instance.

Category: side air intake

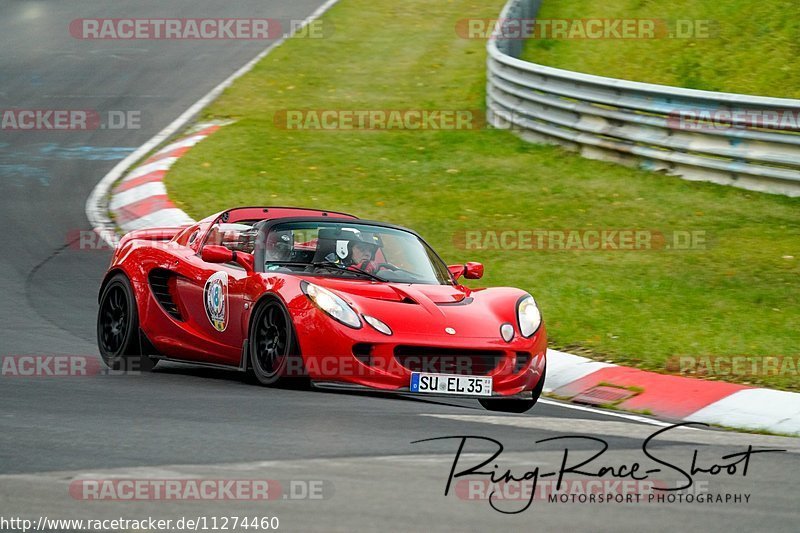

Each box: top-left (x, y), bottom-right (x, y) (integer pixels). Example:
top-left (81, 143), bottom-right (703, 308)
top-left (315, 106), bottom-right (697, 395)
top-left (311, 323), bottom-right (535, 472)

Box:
top-left (148, 269), bottom-right (183, 321)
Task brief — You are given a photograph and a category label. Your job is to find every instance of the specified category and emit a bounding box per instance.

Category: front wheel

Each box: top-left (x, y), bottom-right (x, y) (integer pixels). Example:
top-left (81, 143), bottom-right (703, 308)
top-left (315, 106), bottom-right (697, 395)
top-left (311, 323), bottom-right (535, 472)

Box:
top-left (248, 297), bottom-right (304, 386)
top-left (479, 363), bottom-right (546, 413)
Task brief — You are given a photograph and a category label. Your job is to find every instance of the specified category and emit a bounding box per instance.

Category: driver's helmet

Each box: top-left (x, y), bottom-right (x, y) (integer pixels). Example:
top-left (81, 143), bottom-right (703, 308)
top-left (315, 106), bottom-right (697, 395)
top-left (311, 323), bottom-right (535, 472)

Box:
top-left (343, 235), bottom-right (380, 267)
top-left (264, 229), bottom-right (293, 262)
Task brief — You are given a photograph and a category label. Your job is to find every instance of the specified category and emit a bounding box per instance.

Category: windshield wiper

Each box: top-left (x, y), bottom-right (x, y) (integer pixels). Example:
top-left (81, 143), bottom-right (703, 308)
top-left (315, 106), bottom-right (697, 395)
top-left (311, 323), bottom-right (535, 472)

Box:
top-left (264, 261), bottom-right (383, 282)
top-left (311, 261), bottom-right (384, 282)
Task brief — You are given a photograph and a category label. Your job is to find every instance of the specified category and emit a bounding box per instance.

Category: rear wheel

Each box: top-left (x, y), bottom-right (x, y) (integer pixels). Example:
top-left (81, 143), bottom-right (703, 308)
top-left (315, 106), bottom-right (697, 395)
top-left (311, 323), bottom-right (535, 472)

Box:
top-left (479, 363), bottom-right (546, 413)
top-left (97, 273), bottom-right (155, 371)
top-left (249, 297), bottom-right (303, 386)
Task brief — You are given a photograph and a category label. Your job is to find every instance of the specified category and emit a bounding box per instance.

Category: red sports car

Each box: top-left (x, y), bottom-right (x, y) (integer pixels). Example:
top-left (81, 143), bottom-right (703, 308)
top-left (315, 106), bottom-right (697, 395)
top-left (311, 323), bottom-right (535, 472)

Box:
top-left (97, 206), bottom-right (547, 412)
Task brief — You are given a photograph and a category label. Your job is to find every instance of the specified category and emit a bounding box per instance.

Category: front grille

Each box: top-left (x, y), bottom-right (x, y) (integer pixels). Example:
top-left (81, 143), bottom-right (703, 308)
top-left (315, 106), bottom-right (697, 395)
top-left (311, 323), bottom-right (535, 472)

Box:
top-left (394, 346), bottom-right (504, 375)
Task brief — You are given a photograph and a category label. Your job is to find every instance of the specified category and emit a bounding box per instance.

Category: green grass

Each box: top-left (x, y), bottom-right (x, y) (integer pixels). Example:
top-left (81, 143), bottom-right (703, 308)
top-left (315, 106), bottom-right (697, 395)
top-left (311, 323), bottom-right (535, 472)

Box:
top-left (522, 0), bottom-right (800, 97)
top-left (166, 0), bottom-right (800, 390)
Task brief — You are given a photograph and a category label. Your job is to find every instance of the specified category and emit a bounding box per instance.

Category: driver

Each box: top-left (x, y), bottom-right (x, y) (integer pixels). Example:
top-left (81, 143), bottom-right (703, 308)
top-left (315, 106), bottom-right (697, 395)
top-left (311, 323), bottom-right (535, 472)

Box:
top-left (264, 230), bottom-right (293, 263)
top-left (350, 241), bottom-right (376, 270)
top-left (347, 240), bottom-right (379, 273)
top-left (346, 237), bottom-right (402, 275)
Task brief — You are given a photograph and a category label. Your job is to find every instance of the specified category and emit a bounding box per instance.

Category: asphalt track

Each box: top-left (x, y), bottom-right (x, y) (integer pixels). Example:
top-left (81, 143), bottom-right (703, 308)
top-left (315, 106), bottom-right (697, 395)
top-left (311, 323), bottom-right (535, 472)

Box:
top-left (0, 2), bottom-right (798, 532)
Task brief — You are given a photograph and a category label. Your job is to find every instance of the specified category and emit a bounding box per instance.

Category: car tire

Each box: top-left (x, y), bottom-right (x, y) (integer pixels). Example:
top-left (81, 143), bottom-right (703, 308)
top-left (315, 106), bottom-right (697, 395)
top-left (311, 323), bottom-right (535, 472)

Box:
top-left (248, 297), bottom-right (305, 387)
top-left (479, 362), bottom-right (546, 413)
top-left (97, 273), bottom-right (153, 371)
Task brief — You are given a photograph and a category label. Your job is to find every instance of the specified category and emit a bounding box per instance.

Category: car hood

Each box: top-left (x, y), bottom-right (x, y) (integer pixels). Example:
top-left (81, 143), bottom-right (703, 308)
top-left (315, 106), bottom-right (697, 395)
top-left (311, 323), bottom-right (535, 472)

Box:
top-left (301, 277), bottom-right (522, 339)
top-left (309, 278), bottom-right (468, 304)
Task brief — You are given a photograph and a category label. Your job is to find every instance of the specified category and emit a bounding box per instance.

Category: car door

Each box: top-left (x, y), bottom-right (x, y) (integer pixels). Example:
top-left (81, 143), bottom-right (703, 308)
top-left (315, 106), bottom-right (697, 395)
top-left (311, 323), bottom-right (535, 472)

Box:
top-left (172, 223), bottom-right (252, 366)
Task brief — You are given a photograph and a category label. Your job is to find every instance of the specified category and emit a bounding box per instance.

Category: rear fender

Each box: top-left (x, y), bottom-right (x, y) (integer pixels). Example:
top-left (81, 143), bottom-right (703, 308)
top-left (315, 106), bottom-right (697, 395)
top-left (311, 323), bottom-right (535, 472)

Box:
top-left (117, 227), bottom-right (186, 249)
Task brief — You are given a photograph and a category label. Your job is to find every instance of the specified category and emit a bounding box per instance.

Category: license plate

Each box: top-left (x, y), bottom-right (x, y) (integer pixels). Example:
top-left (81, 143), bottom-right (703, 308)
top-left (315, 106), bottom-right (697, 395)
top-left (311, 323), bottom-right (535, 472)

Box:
top-left (410, 372), bottom-right (492, 397)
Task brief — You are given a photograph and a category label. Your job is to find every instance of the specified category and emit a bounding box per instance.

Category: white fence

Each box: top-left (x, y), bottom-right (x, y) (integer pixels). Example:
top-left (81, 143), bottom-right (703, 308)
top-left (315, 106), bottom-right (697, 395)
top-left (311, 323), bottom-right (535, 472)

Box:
top-left (486, 0), bottom-right (800, 196)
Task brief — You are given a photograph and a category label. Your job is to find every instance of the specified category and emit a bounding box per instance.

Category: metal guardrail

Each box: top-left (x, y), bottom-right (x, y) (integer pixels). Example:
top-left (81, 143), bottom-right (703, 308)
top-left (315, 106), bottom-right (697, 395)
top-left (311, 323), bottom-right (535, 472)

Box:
top-left (487, 0), bottom-right (800, 196)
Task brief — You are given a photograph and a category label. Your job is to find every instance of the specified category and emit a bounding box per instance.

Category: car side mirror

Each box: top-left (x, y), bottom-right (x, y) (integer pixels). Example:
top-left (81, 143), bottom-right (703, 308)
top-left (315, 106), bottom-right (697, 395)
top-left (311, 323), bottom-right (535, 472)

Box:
top-left (464, 261), bottom-right (484, 279)
top-left (448, 264), bottom-right (466, 280)
top-left (201, 245), bottom-right (254, 273)
top-left (448, 262), bottom-right (484, 281)
top-left (202, 245), bottom-right (233, 264)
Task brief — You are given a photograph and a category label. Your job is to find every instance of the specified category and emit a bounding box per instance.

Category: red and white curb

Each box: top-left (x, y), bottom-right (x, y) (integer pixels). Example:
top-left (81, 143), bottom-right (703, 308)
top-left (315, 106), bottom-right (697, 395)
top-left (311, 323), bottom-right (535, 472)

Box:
top-left (109, 125), bottom-right (218, 232)
top-left (546, 349), bottom-right (800, 435)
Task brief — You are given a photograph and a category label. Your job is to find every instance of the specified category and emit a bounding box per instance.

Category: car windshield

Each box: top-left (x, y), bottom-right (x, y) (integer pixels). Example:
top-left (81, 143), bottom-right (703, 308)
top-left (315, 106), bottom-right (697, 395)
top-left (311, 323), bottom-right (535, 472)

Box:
top-left (261, 221), bottom-right (452, 285)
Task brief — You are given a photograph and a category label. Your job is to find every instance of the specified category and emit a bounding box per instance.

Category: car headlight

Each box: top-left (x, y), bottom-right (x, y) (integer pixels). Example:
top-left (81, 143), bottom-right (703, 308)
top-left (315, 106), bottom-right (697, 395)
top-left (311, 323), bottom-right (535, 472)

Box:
top-left (301, 281), bottom-right (361, 329)
top-left (517, 294), bottom-right (541, 337)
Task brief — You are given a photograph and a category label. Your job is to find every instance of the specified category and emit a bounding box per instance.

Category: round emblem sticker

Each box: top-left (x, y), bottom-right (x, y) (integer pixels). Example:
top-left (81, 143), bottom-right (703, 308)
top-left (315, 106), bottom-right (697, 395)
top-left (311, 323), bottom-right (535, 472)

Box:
top-left (204, 271), bottom-right (229, 332)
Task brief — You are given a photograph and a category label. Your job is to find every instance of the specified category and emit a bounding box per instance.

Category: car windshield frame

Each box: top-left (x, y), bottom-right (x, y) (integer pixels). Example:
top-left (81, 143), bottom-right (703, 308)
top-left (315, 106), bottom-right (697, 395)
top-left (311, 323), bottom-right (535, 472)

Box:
top-left (254, 217), bottom-right (454, 285)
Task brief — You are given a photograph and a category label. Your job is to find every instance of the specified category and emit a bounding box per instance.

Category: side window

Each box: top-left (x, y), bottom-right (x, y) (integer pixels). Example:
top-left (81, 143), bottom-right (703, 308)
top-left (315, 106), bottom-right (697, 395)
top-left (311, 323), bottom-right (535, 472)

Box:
top-left (187, 229), bottom-right (200, 246)
top-left (178, 223), bottom-right (211, 253)
top-left (173, 225), bottom-right (200, 248)
top-left (204, 223), bottom-right (257, 255)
